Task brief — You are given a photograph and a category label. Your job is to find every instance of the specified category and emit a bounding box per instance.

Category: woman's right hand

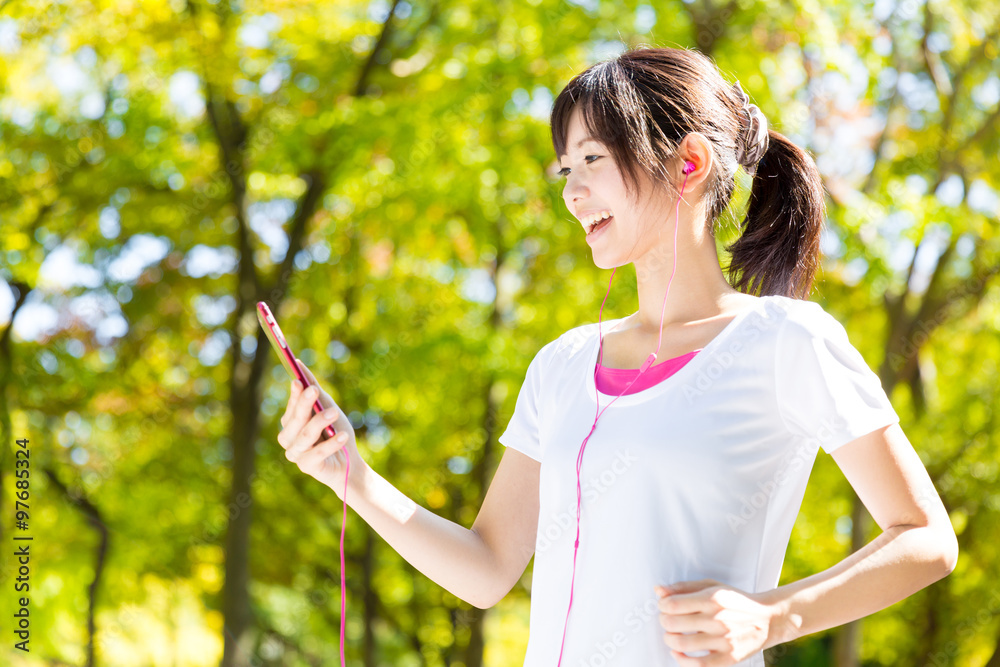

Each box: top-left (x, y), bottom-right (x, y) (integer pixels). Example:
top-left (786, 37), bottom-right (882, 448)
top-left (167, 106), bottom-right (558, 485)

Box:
top-left (277, 359), bottom-right (368, 499)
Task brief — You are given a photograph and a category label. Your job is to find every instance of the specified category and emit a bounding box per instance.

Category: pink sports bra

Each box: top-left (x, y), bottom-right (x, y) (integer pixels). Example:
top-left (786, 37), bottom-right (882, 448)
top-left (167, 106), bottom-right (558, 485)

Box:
top-left (595, 349), bottom-right (701, 395)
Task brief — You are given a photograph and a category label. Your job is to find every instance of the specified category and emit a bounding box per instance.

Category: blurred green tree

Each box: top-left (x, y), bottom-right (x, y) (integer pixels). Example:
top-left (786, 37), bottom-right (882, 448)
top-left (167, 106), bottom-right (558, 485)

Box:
top-left (0, 0), bottom-right (998, 666)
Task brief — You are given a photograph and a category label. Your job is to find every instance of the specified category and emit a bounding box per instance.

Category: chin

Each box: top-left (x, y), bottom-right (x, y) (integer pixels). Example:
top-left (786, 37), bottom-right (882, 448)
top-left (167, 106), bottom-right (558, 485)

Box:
top-left (590, 250), bottom-right (627, 271)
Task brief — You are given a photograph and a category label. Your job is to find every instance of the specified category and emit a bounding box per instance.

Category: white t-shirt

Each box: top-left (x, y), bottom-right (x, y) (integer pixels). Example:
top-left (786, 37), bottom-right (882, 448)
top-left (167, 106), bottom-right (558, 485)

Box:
top-left (498, 294), bottom-right (900, 667)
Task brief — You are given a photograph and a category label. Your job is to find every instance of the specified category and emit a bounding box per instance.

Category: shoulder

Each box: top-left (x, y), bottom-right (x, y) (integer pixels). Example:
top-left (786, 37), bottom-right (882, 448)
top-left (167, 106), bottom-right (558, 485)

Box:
top-left (767, 296), bottom-right (849, 341)
top-left (533, 317), bottom-right (626, 366)
top-left (723, 295), bottom-right (852, 357)
top-left (765, 297), bottom-right (870, 373)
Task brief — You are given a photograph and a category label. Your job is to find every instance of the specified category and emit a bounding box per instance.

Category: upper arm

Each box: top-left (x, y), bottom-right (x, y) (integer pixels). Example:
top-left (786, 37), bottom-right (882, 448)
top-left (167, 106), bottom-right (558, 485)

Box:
top-left (472, 446), bottom-right (540, 608)
top-left (831, 423), bottom-right (957, 562)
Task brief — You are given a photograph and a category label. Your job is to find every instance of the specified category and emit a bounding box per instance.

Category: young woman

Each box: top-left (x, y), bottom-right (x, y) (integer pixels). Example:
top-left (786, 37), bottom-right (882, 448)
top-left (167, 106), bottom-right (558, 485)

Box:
top-left (276, 47), bottom-right (957, 666)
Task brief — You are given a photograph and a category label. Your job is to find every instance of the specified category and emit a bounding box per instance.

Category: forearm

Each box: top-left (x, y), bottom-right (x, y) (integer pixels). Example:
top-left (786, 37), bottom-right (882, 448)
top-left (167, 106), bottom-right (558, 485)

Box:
top-left (761, 523), bottom-right (957, 646)
top-left (338, 464), bottom-right (498, 609)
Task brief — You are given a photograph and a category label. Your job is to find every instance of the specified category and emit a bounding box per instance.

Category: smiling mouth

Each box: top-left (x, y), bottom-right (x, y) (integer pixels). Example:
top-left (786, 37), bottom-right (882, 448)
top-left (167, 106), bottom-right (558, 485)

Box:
top-left (588, 216), bottom-right (614, 235)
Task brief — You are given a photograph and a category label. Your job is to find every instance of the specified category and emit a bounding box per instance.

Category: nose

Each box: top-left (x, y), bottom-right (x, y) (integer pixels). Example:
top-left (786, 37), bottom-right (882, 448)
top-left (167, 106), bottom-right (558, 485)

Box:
top-left (563, 173), bottom-right (589, 208)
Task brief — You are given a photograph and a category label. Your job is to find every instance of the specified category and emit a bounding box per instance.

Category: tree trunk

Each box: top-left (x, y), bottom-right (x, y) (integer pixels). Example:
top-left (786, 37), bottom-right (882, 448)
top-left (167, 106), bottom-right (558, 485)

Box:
top-left (463, 607), bottom-right (487, 667)
top-left (833, 491), bottom-right (868, 667)
top-left (685, 0), bottom-right (740, 57)
top-left (913, 582), bottom-right (941, 667)
top-left (985, 636), bottom-right (1000, 667)
top-left (221, 333), bottom-right (267, 666)
top-left (461, 218), bottom-right (506, 667)
top-left (44, 467), bottom-right (109, 667)
top-left (0, 281), bottom-right (31, 546)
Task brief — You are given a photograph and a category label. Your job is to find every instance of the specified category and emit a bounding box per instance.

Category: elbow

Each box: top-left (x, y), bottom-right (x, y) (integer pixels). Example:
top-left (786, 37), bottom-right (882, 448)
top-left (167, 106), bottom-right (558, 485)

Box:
top-left (920, 521), bottom-right (958, 581)
top-left (898, 521), bottom-right (958, 584)
top-left (468, 589), bottom-right (499, 610)
top-left (937, 527), bottom-right (959, 578)
top-left (468, 581), bottom-right (510, 610)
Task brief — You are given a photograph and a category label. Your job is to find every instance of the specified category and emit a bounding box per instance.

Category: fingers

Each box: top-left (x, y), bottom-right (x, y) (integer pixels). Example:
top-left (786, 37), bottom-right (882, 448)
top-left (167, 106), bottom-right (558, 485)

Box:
top-left (295, 431), bottom-right (349, 471)
top-left (285, 408), bottom-right (340, 462)
top-left (658, 587), bottom-right (719, 615)
top-left (277, 384), bottom-right (321, 449)
top-left (659, 610), bottom-right (722, 634)
top-left (293, 384), bottom-right (321, 424)
top-left (294, 359), bottom-right (333, 408)
top-left (280, 379), bottom-right (304, 428)
top-left (661, 628), bottom-right (726, 653)
top-left (661, 580), bottom-right (721, 596)
top-left (278, 360), bottom-right (340, 454)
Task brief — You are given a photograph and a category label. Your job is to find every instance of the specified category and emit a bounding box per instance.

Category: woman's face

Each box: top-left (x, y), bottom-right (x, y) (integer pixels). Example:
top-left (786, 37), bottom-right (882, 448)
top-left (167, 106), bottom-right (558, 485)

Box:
top-left (558, 105), bottom-right (670, 270)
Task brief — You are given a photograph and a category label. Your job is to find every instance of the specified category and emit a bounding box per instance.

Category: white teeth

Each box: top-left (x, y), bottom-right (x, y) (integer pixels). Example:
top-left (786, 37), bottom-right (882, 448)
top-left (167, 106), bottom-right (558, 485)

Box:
top-left (582, 210), bottom-right (613, 229)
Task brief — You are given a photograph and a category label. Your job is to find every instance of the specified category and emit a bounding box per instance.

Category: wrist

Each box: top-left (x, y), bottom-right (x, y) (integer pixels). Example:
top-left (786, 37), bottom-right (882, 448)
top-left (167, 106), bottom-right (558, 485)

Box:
top-left (348, 459), bottom-right (372, 496)
top-left (755, 586), bottom-right (802, 648)
top-left (330, 457), bottom-right (372, 503)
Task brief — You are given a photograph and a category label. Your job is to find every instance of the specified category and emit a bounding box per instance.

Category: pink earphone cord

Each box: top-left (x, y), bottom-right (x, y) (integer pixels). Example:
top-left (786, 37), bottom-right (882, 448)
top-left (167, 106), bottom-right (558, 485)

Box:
top-left (555, 163), bottom-right (693, 665)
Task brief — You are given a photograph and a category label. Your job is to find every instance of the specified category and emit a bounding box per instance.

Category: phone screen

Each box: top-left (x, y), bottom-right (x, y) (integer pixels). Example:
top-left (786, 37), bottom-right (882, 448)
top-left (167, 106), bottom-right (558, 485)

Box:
top-left (256, 301), bottom-right (336, 438)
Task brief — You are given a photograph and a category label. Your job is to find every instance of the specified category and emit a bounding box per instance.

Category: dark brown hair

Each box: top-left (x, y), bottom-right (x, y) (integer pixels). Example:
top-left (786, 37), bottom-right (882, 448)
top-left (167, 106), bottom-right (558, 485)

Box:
top-left (550, 46), bottom-right (826, 299)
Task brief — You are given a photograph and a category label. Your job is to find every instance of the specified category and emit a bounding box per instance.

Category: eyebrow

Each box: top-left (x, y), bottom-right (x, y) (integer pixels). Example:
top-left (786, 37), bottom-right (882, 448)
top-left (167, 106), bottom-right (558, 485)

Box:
top-left (559, 136), bottom-right (599, 159)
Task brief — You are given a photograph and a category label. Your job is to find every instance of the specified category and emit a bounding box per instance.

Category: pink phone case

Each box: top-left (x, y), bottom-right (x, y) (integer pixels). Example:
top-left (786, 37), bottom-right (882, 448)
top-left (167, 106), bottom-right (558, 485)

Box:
top-left (257, 301), bottom-right (336, 439)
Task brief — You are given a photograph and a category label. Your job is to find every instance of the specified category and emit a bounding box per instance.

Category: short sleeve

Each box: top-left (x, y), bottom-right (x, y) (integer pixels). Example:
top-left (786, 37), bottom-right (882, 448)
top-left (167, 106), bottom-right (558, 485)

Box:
top-left (498, 344), bottom-right (551, 462)
top-left (775, 305), bottom-right (900, 454)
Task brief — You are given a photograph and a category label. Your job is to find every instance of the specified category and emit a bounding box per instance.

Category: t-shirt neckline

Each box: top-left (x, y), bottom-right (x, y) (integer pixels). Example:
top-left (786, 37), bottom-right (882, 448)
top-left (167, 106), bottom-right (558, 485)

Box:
top-left (585, 296), bottom-right (769, 406)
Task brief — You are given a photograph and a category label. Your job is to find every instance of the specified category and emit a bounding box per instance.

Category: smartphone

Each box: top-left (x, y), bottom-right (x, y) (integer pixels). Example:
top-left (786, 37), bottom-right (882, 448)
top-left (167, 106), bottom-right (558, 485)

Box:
top-left (256, 301), bottom-right (336, 439)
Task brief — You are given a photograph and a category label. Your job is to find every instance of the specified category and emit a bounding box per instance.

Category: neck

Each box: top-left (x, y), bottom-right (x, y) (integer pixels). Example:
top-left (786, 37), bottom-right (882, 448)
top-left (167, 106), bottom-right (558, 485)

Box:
top-left (627, 217), bottom-right (742, 335)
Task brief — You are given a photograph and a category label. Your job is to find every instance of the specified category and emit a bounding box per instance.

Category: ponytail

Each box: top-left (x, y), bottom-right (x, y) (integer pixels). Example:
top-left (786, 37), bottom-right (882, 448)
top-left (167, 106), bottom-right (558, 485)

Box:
top-left (725, 130), bottom-right (826, 299)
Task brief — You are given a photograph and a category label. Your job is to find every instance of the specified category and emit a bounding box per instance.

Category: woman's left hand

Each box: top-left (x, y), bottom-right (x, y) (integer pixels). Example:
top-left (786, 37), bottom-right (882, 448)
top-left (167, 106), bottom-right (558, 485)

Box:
top-left (654, 579), bottom-right (780, 665)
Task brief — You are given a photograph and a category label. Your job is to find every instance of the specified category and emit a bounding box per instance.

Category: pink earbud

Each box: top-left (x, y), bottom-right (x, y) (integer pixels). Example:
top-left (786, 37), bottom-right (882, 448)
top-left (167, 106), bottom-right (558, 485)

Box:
top-left (683, 160), bottom-right (696, 174)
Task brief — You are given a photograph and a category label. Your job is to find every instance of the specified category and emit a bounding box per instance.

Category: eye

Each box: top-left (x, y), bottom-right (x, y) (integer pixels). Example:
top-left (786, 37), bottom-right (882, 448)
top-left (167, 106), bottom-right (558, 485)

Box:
top-left (557, 155), bottom-right (602, 178)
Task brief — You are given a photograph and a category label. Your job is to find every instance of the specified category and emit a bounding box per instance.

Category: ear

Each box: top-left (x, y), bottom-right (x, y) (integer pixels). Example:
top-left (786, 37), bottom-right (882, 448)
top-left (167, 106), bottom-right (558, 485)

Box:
top-left (677, 132), bottom-right (714, 179)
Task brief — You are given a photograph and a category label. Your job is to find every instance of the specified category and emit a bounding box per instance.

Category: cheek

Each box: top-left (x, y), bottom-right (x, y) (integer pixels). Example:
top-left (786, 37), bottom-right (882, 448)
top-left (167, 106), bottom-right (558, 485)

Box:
top-left (600, 163), bottom-right (625, 188)
top-left (604, 173), bottom-right (632, 209)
